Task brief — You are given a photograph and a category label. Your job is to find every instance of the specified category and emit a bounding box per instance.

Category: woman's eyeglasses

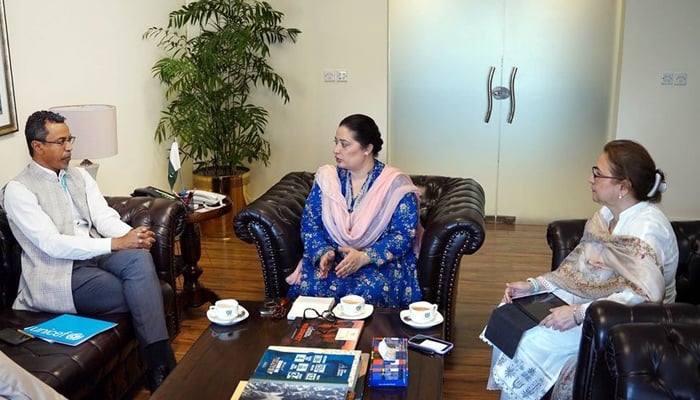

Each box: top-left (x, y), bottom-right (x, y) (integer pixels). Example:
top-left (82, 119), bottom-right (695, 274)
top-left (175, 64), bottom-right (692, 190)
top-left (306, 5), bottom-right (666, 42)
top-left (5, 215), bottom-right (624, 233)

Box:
top-left (591, 166), bottom-right (621, 181)
top-left (302, 308), bottom-right (337, 324)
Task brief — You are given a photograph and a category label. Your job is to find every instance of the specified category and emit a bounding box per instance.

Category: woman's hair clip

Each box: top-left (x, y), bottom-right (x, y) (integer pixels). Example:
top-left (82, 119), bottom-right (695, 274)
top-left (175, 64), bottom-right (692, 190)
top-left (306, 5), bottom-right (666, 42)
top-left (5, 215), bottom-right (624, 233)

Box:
top-left (646, 171), bottom-right (667, 198)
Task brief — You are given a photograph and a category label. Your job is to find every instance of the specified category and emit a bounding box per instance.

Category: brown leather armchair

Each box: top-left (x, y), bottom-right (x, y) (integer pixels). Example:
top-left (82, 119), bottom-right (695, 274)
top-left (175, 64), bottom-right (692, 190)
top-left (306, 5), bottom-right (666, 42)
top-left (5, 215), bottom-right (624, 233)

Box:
top-left (546, 219), bottom-right (700, 399)
top-left (234, 171), bottom-right (486, 342)
top-left (0, 196), bottom-right (186, 400)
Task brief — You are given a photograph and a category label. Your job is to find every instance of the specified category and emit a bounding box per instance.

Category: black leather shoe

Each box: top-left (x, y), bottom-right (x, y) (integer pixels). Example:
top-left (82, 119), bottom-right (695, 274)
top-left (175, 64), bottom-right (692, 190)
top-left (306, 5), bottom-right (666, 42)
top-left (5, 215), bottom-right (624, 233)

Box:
top-left (145, 364), bottom-right (171, 393)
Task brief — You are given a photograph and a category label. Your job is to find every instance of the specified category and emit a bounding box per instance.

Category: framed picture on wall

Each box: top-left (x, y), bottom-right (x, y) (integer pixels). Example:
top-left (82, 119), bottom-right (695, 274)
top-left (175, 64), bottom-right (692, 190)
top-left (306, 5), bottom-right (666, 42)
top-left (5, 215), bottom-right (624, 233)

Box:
top-left (0, 0), bottom-right (17, 136)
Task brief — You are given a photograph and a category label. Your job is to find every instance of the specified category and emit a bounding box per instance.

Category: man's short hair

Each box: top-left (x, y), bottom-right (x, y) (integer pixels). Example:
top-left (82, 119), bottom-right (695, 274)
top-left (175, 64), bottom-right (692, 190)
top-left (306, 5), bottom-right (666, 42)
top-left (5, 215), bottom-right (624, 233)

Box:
top-left (25, 110), bottom-right (65, 156)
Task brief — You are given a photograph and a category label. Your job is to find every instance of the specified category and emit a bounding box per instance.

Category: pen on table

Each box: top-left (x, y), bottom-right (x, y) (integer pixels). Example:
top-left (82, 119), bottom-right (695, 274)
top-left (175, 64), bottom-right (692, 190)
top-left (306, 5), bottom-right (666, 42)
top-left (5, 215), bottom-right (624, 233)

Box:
top-left (17, 329), bottom-right (35, 339)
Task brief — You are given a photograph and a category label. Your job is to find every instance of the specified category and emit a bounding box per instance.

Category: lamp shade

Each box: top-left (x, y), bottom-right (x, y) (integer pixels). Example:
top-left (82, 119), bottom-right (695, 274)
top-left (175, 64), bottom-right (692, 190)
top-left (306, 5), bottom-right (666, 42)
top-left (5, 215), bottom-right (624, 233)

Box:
top-left (49, 104), bottom-right (118, 160)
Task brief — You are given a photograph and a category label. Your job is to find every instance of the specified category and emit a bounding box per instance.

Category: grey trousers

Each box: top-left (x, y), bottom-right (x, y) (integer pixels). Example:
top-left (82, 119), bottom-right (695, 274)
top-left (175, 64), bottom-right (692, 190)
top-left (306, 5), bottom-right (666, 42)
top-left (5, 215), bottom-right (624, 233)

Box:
top-left (71, 249), bottom-right (169, 347)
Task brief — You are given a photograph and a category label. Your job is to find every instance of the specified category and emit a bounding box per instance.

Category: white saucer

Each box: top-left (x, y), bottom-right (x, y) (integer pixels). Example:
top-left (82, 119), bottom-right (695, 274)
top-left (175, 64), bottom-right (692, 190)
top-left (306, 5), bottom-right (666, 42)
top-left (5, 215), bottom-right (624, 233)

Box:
top-left (399, 309), bottom-right (444, 329)
top-left (332, 304), bottom-right (374, 320)
top-left (207, 306), bottom-right (249, 326)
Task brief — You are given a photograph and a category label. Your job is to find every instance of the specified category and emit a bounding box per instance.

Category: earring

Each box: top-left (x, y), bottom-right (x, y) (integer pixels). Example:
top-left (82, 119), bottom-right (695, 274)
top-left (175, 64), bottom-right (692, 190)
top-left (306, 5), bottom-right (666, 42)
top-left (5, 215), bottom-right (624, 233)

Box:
top-left (618, 192), bottom-right (623, 200)
top-left (364, 152), bottom-right (369, 156)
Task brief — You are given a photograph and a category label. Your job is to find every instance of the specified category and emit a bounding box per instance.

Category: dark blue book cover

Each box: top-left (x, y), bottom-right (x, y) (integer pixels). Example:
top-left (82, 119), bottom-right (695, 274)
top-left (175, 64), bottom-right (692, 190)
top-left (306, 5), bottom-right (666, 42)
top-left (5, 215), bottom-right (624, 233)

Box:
top-left (23, 314), bottom-right (117, 346)
top-left (250, 345), bottom-right (362, 390)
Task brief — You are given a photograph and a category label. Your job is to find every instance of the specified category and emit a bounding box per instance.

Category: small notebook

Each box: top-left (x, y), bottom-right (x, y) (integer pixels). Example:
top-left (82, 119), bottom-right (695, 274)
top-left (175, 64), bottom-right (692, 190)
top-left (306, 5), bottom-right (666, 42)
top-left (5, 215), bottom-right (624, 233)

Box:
top-left (484, 292), bottom-right (568, 358)
top-left (286, 296), bottom-right (336, 320)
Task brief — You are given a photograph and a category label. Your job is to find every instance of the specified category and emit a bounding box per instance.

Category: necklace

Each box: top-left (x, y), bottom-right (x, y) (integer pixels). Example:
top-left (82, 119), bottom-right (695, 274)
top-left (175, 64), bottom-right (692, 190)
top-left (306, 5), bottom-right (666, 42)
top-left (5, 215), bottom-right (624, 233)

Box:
top-left (344, 171), bottom-right (372, 212)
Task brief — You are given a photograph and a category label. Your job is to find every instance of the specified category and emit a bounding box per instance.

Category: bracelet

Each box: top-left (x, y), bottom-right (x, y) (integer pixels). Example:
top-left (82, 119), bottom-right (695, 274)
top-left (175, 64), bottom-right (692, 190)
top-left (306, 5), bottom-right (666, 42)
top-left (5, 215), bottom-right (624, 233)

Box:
top-left (573, 305), bottom-right (582, 325)
top-left (526, 277), bottom-right (539, 293)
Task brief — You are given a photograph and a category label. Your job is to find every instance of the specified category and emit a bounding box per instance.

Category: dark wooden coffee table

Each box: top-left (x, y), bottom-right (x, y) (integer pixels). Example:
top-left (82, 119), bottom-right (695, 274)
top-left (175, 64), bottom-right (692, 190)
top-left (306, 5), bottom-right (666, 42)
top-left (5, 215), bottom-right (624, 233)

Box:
top-left (153, 300), bottom-right (444, 399)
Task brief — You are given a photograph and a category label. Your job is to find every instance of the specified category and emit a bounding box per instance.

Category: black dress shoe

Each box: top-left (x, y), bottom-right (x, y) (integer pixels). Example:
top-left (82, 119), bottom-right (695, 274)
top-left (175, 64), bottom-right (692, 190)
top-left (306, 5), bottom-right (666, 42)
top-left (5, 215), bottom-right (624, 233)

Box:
top-left (145, 364), bottom-right (171, 393)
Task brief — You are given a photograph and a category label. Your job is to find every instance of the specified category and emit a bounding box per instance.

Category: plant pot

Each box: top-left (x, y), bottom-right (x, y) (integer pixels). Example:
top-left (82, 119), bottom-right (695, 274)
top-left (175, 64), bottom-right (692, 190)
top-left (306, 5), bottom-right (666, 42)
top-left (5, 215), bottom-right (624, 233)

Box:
top-left (193, 168), bottom-right (250, 238)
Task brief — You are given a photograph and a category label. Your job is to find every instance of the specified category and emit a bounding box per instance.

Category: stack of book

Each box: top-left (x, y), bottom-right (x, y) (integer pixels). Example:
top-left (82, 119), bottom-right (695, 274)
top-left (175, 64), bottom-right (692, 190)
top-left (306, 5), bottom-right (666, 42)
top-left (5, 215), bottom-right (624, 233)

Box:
top-left (238, 346), bottom-right (364, 400)
top-left (234, 296), bottom-right (374, 400)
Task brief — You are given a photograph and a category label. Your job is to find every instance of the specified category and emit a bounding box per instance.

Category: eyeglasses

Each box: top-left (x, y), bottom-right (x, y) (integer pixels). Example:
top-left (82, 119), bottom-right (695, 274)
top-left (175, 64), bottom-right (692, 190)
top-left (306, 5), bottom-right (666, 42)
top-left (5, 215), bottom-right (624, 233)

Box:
top-left (38, 136), bottom-right (77, 146)
top-left (302, 308), bottom-right (337, 324)
top-left (591, 166), bottom-right (620, 180)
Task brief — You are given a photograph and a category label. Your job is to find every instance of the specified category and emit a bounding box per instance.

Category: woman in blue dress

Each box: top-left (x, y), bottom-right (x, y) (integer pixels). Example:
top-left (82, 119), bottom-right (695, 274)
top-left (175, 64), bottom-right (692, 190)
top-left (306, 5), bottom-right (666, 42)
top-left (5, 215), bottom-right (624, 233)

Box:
top-left (286, 114), bottom-right (422, 308)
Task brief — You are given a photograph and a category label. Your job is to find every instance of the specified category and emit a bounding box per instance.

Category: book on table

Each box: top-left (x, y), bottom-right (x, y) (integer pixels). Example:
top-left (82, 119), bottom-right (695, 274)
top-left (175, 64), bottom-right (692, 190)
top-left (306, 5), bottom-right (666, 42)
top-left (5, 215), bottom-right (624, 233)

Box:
top-left (22, 314), bottom-right (117, 346)
top-left (349, 353), bottom-right (370, 400)
top-left (238, 345), bottom-right (362, 400)
top-left (286, 295), bottom-right (336, 320)
top-left (232, 354), bottom-right (370, 400)
top-left (368, 337), bottom-right (409, 388)
top-left (484, 291), bottom-right (568, 358)
top-left (280, 318), bottom-right (364, 350)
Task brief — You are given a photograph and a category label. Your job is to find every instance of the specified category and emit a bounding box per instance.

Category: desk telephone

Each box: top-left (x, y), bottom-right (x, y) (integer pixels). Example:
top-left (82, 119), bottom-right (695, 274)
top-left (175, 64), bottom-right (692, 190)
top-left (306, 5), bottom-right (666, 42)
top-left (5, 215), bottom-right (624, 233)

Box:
top-left (132, 186), bottom-right (225, 207)
top-left (131, 186), bottom-right (178, 200)
top-left (189, 190), bottom-right (225, 206)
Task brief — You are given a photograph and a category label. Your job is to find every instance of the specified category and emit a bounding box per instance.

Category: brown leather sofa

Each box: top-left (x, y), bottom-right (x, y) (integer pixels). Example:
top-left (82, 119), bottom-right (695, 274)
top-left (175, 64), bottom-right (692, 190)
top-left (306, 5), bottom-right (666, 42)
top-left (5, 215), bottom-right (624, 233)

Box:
top-left (547, 219), bottom-right (700, 399)
top-left (233, 171), bottom-right (486, 342)
top-left (0, 196), bottom-right (186, 400)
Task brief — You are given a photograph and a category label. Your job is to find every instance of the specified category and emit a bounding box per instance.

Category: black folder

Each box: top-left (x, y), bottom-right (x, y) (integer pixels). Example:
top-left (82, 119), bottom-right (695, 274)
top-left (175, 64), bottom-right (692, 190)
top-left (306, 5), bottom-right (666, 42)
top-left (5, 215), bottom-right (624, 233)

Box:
top-left (484, 292), bottom-right (567, 358)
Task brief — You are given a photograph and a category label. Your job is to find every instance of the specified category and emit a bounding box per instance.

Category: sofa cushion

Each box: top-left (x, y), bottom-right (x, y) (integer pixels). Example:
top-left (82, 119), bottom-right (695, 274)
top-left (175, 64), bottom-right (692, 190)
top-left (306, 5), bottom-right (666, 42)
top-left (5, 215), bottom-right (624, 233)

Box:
top-left (0, 310), bottom-right (143, 399)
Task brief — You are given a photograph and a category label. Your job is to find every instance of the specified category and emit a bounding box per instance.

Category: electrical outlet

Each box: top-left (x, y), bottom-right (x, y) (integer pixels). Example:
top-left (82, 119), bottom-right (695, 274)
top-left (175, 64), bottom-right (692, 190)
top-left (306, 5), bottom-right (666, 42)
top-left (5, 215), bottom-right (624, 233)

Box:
top-left (336, 70), bottom-right (348, 82)
top-left (323, 69), bottom-right (336, 82)
top-left (660, 72), bottom-right (674, 85)
top-left (674, 72), bottom-right (688, 86)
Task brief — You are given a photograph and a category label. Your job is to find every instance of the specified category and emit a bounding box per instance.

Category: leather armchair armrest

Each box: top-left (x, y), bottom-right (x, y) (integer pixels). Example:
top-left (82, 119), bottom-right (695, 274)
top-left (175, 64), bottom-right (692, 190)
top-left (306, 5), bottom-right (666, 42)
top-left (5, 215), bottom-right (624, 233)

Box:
top-left (546, 219), bottom-right (586, 271)
top-left (106, 196), bottom-right (187, 337)
top-left (605, 322), bottom-right (700, 399)
top-left (671, 221), bottom-right (700, 304)
top-left (233, 172), bottom-right (314, 299)
top-left (105, 196), bottom-right (187, 286)
top-left (410, 175), bottom-right (486, 342)
top-left (575, 300), bottom-right (700, 400)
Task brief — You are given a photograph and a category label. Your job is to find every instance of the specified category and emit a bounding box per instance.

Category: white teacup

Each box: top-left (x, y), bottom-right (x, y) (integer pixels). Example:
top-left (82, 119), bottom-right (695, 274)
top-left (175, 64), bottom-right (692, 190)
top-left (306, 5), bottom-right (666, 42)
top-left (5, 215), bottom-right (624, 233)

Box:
top-left (209, 299), bottom-right (239, 320)
top-left (408, 301), bottom-right (437, 323)
top-left (340, 295), bottom-right (365, 316)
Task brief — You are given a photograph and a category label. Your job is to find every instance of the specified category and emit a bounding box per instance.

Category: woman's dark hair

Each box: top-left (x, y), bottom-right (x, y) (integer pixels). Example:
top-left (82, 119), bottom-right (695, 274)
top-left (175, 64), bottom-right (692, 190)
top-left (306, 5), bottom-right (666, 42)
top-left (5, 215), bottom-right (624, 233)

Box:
top-left (339, 114), bottom-right (383, 156)
top-left (25, 110), bottom-right (66, 156)
top-left (604, 139), bottom-right (665, 203)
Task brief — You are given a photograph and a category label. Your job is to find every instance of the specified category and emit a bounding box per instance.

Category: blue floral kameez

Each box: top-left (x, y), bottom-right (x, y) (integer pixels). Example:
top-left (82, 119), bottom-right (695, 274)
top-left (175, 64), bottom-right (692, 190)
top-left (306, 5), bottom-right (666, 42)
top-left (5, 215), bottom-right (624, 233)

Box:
top-left (287, 161), bottom-right (422, 308)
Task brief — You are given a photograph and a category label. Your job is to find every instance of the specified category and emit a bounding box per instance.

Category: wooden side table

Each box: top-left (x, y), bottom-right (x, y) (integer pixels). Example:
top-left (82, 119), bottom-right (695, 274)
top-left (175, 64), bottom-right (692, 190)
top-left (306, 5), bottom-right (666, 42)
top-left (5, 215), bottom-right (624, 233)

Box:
top-left (177, 197), bottom-right (232, 309)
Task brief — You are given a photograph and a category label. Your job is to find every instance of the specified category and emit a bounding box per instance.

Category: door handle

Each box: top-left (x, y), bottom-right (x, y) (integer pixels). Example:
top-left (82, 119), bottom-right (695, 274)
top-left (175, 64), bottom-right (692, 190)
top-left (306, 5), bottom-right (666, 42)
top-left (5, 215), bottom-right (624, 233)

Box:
top-left (507, 67), bottom-right (518, 124)
top-left (484, 66), bottom-right (495, 123)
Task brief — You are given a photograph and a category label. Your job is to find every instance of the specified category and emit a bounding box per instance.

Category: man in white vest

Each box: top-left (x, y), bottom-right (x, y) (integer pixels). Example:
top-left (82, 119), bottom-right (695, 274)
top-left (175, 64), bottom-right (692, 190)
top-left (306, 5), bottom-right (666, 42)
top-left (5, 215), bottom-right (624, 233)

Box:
top-left (0, 110), bottom-right (176, 392)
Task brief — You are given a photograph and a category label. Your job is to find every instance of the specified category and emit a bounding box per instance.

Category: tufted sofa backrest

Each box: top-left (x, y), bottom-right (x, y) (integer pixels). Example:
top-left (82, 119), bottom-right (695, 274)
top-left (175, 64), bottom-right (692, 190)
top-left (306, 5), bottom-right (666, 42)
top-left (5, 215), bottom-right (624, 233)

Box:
top-left (0, 209), bottom-right (22, 309)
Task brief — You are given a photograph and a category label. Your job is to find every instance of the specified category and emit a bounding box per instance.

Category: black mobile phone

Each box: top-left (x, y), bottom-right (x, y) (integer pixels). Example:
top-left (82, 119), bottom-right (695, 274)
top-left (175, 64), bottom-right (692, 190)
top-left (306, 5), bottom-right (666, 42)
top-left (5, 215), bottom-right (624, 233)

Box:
top-left (0, 328), bottom-right (33, 346)
top-left (408, 334), bottom-right (454, 355)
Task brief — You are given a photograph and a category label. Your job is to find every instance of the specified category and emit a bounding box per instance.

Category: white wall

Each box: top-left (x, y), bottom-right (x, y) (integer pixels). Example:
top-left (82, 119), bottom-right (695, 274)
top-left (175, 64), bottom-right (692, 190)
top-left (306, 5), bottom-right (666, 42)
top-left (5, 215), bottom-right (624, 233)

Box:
top-left (1, 0), bottom-right (183, 196)
top-left (246, 0), bottom-right (388, 201)
top-left (2, 1), bottom-right (698, 221)
top-left (616, 0), bottom-right (700, 219)
top-left (0, 0), bottom-right (387, 203)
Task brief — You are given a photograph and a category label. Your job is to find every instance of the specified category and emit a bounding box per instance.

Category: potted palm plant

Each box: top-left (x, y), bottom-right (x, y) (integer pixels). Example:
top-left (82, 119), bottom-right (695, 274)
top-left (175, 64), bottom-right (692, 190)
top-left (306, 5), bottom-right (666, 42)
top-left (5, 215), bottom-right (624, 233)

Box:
top-left (144, 0), bottom-right (300, 224)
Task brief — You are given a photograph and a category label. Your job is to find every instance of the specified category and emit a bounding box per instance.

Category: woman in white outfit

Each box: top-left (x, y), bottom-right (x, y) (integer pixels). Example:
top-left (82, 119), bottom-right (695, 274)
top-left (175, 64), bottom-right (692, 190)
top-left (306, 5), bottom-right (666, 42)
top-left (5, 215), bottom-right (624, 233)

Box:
top-left (482, 139), bottom-right (679, 400)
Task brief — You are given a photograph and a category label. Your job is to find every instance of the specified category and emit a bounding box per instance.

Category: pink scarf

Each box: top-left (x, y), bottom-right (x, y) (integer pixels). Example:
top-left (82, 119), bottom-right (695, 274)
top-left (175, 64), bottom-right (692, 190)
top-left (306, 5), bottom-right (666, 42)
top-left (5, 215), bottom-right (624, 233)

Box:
top-left (286, 164), bottom-right (422, 285)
